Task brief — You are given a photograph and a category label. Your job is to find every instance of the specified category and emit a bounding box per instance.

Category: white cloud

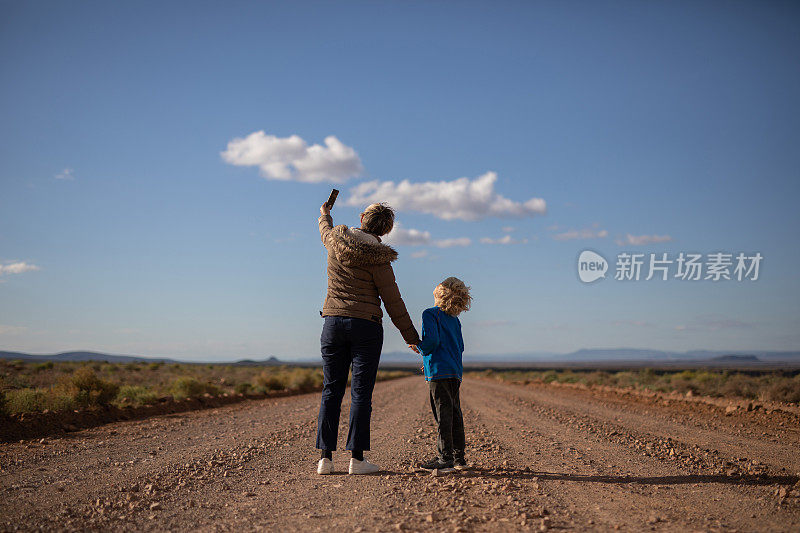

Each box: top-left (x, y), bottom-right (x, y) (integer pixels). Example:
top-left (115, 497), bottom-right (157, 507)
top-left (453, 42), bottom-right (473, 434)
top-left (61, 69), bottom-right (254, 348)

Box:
top-left (383, 225), bottom-right (432, 246)
top-left (615, 233), bottom-right (673, 246)
top-left (410, 250), bottom-right (429, 259)
top-left (480, 235), bottom-right (527, 245)
top-left (0, 324), bottom-right (26, 335)
top-left (55, 168), bottom-right (74, 180)
top-left (221, 131), bottom-right (363, 183)
top-left (0, 261), bottom-right (40, 275)
top-left (383, 223), bottom-right (471, 248)
top-left (501, 226), bottom-right (515, 233)
top-left (552, 228), bottom-right (608, 241)
top-left (434, 237), bottom-right (471, 248)
top-left (347, 171), bottom-right (546, 221)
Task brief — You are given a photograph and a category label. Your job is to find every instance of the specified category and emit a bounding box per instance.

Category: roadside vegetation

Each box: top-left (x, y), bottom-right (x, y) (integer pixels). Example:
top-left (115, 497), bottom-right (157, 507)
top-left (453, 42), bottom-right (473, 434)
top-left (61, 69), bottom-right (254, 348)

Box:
top-left (0, 359), bottom-right (409, 416)
top-left (473, 368), bottom-right (800, 404)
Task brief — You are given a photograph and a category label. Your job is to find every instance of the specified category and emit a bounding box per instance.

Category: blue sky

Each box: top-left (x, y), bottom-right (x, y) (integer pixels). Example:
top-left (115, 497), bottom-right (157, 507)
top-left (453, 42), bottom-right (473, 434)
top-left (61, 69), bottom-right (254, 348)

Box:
top-left (1, 1), bottom-right (798, 361)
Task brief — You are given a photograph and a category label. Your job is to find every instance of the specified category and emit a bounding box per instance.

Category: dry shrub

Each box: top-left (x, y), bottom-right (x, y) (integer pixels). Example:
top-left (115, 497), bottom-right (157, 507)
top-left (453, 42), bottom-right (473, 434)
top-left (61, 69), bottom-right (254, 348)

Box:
top-left (255, 371), bottom-right (286, 392)
top-left (718, 374), bottom-right (759, 399)
top-left (287, 369), bottom-right (322, 392)
top-left (376, 371), bottom-right (410, 382)
top-left (234, 382), bottom-right (252, 394)
top-left (254, 367), bottom-right (322, 393)
top-left (169, 377), bottom-right (220, 399)
top-left (582, 371), bottom-right (611, 387)
top-left (764, 380), bottom-right (800, 403)
top-left (70, 366), bottom-right (120, 407)
top-left (479, 368), bottom-right (800, 405)
top-left (0, 360), bottom-right (409, 415)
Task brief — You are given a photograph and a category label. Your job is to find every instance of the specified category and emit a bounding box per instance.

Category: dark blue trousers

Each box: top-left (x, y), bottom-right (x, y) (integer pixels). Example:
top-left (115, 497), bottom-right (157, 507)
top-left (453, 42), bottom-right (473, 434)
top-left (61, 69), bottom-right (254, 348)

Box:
top-left (316, 316), bottom-right (383, 452)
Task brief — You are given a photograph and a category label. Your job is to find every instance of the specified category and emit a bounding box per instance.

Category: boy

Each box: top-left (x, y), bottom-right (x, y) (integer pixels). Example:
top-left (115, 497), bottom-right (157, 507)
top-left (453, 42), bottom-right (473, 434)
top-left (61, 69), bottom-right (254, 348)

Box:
top-left (411, 277), bottom-right (472, 472)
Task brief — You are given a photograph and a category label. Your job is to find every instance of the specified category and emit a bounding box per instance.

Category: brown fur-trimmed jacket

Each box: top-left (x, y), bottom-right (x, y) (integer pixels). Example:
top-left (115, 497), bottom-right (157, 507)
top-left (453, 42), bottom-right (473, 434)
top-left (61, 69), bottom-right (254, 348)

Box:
top-left (318, 214), bottom-right (421, 345)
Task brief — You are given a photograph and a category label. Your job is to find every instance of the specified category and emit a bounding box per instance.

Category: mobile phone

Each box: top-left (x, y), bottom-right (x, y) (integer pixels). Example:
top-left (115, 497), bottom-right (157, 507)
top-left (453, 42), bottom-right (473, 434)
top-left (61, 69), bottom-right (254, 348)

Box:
top-left (326, 189), bottom-right (339, 209)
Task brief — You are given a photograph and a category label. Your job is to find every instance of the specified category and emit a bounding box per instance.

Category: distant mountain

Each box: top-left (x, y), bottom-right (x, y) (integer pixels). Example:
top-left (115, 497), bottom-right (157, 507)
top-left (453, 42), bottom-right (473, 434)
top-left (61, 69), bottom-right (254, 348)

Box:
top-left (0, 351), bottom-right (181, 363)
top-left (0, 351), bottom-right (287, 366)
top-left (681, 350), bottom-right (798, 362)
top-left (558, 348), bottom-right (690, 361)
top-left (451, 349), bottom-right (800, 365)
top-left (231, 356), bottom-right (286, 366)
top-left (481, 349), bottom-right (798, 363)
top-left (709, 354), bottom-right (760, 363)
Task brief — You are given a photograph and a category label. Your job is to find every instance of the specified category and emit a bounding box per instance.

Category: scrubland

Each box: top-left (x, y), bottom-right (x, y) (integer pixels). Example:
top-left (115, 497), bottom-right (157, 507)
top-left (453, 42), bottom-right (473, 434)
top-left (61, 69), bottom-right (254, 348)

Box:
top-left (0, 359), bottom-right (408, 415)
top-left (473, 368), bottom-right (800, 404)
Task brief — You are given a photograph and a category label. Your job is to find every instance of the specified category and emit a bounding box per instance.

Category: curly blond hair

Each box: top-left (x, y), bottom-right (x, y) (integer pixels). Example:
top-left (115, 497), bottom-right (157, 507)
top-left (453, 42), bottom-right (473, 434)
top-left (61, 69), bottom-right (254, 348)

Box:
top-left (434, 277), bottom-right (472, 316)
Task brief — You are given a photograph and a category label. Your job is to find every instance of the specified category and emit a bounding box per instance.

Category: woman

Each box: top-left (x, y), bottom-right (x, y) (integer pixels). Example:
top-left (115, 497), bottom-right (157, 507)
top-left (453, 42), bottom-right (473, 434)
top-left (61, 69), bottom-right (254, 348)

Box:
top-left (315, 202), bottom-right (420, 475)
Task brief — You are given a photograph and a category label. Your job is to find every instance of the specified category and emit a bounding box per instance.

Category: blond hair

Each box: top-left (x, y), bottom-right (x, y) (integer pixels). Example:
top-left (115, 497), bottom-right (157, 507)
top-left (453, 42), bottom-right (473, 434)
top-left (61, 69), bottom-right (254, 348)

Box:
top-left (360, 203), bottom-right (395, 237)
top-left (434, 277), bottom-right (472, 316)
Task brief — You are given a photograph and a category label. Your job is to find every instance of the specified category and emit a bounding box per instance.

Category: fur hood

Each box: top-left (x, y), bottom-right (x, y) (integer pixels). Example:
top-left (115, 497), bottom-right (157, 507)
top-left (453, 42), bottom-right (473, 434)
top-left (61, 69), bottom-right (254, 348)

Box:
top-left (329, 225), bottom-right (398, 266)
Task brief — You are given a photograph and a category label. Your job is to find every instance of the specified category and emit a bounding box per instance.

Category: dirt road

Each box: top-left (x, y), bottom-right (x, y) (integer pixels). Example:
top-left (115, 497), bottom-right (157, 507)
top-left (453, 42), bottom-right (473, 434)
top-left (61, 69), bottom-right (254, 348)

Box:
top-left (2, 376), bottom-right (799, 532)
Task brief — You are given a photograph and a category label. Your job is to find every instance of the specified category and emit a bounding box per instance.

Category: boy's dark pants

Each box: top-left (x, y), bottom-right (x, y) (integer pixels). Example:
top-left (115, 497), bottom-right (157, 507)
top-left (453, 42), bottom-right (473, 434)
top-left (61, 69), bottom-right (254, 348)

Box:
top-left (316, 316), bottom-right (383, 452)
top-left (429, 378), bottom-right (465, 462)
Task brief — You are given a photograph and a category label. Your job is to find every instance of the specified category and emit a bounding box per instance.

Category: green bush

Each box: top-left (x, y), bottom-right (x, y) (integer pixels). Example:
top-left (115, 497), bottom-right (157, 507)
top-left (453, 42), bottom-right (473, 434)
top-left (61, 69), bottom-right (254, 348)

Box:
top-left (4, 387), bottom-right (76, 414)
top-left (33, 361), bottom-right (54, 372)
top-left (542, 370), bottom-right (558, 383)
top-left (115, 385), bottom-right (158, 406)
top-left (5, 388), bottom-right (46, 413)
top-left (170, 377), bottom-right (219, 399)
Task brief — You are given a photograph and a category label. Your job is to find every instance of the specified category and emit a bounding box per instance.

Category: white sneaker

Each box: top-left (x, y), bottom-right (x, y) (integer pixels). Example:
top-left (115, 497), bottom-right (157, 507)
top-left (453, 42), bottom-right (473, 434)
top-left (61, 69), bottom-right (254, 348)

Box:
top-left (348, 457), bottom-right (380, 475)
top-left (317, 457), bottom-right (333, 475)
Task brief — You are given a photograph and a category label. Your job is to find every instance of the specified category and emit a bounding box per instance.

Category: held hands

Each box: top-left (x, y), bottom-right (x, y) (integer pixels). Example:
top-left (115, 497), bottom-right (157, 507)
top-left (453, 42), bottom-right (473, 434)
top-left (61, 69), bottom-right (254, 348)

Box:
top-left (320, 203), bottom-right (331, 216)
top-left (408, 344), bottom-right (423, 372)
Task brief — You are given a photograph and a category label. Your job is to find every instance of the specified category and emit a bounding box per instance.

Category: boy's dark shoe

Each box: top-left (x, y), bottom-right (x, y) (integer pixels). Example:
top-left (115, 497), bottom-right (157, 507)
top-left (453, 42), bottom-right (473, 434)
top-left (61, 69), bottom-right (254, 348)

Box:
top-left (453, 457), bottom-right (468, 470)
top-left (418, 457), bottom-right (455, 473)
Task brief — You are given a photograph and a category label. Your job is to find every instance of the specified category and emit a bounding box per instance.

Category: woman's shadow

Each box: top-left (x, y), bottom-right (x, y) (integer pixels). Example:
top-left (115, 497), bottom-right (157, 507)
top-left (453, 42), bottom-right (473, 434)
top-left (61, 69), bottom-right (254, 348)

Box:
top-left (380, 466), bottom-right (798, 487)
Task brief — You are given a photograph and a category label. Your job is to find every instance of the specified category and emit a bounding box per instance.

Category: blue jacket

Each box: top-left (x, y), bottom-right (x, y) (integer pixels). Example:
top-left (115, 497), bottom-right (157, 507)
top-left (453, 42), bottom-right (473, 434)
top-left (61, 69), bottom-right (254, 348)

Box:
top-left (417, 306), bottom-right (464, 381)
